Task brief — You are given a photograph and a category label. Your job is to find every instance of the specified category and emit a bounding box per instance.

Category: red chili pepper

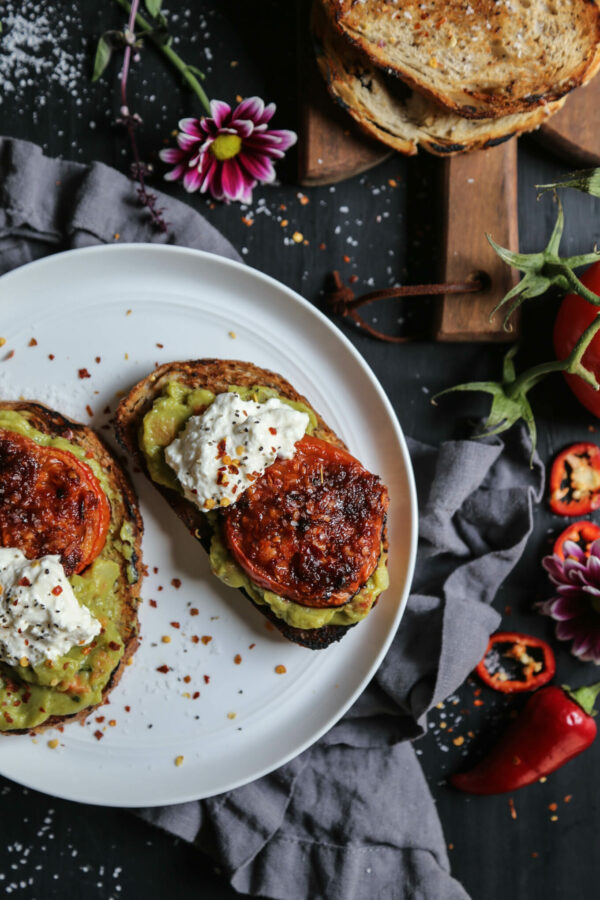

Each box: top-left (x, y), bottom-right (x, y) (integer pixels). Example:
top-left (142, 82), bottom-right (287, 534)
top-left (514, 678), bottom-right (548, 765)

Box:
top-left (475, 632), bottom-right (555, 694)
top-left (451, 681), bottom-right (600, 795)
top-left (553, 520), bottom-right (600, 559)
top-left (549, 443), bottom-right (600, 516)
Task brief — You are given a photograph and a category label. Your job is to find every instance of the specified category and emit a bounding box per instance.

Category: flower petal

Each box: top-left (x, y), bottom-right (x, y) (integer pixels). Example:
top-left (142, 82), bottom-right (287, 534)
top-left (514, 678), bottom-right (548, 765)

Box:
top-left (221, 157), bottom-right (250, 202)
top-left (238, 151), bottom-right (276, 183)
top-left (210, 99), bottom-right (232, 128)
top-left (159, 147), bottom-right (185, 164)
top-left (233, 118), bottom-right (255, 139)
top-left (163, 163), bottom-right (186, 182)
top-left (549, 594), bottom-right (586, 620)
top-left (183, 166), bottom-right (203, 192)
top-left (233, 96), bottom-right (264, 123)
top-left (177, 131), bottom-right (202, 152)
top-left (178, 117), bottom-right (205, 138)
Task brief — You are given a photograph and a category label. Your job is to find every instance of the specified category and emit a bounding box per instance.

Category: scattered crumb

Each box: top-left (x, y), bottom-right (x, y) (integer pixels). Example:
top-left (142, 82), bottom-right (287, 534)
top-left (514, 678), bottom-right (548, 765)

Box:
top-left (171, 578), bottom-right (181, 589)
top-left (201, 635), bottom-right (212, 645)
top-left (28, 337), bottom-right (37, 347)
top-left (228, 330), bottom-right (237, 339)
top-left (234, 654), bottom-right (242, 665)
top-left (275, 664), bottom-right (287, 675)
top-left (227, 712), bottom-right (237, 719)
top-left (47, 738), bottom-right (59, 749)
top-left (161, 635), bottom-right (171, 644)
top-left (175, 755), bottom-right (184, 767)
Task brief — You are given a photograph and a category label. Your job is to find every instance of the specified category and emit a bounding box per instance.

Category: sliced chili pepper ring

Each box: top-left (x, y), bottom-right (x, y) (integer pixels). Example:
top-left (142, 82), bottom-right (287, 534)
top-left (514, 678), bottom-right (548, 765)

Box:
top-left (553, 520), bottom-right (600, 560)
top-left (549, 442), bottom-right (600, 517)
top-left (475, 632), bottom-right (556, 694)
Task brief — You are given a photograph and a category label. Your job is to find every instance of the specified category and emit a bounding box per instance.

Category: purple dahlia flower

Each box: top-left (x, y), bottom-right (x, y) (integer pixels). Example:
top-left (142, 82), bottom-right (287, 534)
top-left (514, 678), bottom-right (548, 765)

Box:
top-left (159, 97), bottom-right (297, 203)
top-left (541, 539), bottom-right (600, 663)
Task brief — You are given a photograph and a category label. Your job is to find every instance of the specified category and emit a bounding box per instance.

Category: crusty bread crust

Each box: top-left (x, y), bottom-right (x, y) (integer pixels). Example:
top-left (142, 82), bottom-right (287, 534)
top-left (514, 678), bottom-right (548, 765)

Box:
top-left (114, 360), bottom-right (383, 650)
top-left (323, 0), bottom-right (600, 119)
top-left (314, 3), bottom-right (566, 156)
top-left (0, 402), bottom-right (143, 735)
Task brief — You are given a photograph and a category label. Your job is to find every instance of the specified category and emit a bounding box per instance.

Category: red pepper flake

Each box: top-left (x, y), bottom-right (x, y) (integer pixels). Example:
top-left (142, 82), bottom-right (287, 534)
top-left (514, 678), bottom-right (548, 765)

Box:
top-left (564, 794), bottom-right (572, 803)
top-left (234, 654), bottom-right (242, 665)
top-left (156, 664), bottom-right (170, 674)
top-left (85, 450), bottom-right (94, 459)
top-left (156, 342), bottom-right (164, 348)
top-left (448, 843), bottom-right (454, 851)
top-left (248, 643), bottom-right (256, 649)
top-left (193, 691), bottom-right (200, 699)
top-left (504, 606), bottom-right (512, 615)
top-left (170, 621), bottom-right (180, 629)
top-left (95, 356), bottom-right (101, 364)
top-left (192, 635), bottom-right (200, 644)
top-left (474, 699), bottom-right (484, 707)
top-left (39, 707), bottom-right (46, 713)
top-left (343, 255), bottom-right (351, 263)
top-left (203, 675), bottom-right (210, 684)
top-left (473, 688), bottom-right (481, 697)
top-left (201, 635), bottom-right (212, 645)
top-left (96, 716), bottom-right (105, 723)
top-left (171, 578), bottom-right (182, 589)
top-left (48, 354), bottom-right (55, 360)
top-left (124, 706), bottom-right (131, 712)
top-left (183, 675), bottom-right (191, 684)
top-left (531, 852), bottom-right (539, 859)
top-left (149, 599), bottom-right (157, 608)
top-left (268, 427), bottom-right (277, 435)
top-left (28, 338), bottom-right (38, 347)
top-left (78, 368), bottom-right (91, 379)
top-left (86, 405), bottom-right (94, 418)
top-left (108, 719), bottom-right (116, 727)
top-left (153, 567), bottom-right (159, 574)
top-left (5, 350), bottom-right (14, 360)
top-left (3, 712), bottom-right (13, 723)
top-left (51, 585), bottom-right (63, 596)
top-left (190, 607), bottom-right (199, 616)
top-left (508, 798), bottom-right (517, 820)
top-left (548, 802), bottom-right (558, 811)
top-left (349, 274), bottom-right (359, 284)
top-left (18, 577), bottom-right (31, 587)
top-left (94, 730), bottom-right (104, 741)
top-left (241, 216), bottom-right (253, 227)
top-left (108, 641), bottom-right (120, 651)
top-left (157, 585), bottom-right (163, 592)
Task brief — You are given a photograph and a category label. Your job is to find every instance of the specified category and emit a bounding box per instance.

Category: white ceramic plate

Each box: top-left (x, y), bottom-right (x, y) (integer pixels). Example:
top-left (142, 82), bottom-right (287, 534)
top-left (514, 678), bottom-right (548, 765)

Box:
top-left (0, 245), bottom-right (417, 807)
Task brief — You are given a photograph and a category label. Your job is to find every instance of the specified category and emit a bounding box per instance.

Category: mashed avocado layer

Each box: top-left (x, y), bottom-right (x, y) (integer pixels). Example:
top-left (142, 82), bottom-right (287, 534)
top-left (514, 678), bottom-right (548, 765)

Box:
top-left (140, 382), bottom-right (388, 630)
top-left (0, 411), bottom-right (138, 731)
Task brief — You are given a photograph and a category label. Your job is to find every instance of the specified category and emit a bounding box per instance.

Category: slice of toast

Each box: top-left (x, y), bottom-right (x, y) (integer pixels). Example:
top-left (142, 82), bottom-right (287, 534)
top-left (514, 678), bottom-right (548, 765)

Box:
top-left (114, 360), bottom-right (386, 650)
top-left (322, 0), bottom-right (600, 119)
top-left (0, 402), bottom-right (143, 735)
top-left (314, 3), bottom-right (566, 156)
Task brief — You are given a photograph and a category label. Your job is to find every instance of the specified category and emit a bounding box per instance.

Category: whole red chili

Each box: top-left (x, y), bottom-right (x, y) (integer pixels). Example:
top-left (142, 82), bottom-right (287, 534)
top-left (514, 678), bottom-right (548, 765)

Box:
top-left (475, 632), bottom-right (555, 694)
top-left (451, 681), bottom-right (600, 795)
top-left (549, 443), bottom-right (600, 517)
top-left (553, 520), bottom-right (600, 560)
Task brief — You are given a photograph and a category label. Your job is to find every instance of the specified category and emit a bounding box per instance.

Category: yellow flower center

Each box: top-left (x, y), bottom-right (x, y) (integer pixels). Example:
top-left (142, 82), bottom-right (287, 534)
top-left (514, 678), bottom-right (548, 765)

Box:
top-left (211, 134), bottom-right (242, 161)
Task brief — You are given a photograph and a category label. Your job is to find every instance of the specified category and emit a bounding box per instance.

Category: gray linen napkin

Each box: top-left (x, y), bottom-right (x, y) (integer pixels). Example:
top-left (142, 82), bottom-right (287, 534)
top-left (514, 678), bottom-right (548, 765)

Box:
top-left (0, 137), bottom-right (544, 900)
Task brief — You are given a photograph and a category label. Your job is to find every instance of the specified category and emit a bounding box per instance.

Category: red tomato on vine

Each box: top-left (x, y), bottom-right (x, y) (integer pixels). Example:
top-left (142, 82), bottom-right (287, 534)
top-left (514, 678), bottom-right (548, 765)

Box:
top-left (554, 261), bottom-right (600, 416)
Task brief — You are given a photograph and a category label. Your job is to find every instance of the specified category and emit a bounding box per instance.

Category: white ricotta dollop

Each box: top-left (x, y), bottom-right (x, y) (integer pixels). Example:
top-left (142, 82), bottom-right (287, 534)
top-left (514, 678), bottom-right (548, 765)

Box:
top-left (164, 392), bottom-right (310, 509)
top-left (0, 548), bottom-right (101, 668)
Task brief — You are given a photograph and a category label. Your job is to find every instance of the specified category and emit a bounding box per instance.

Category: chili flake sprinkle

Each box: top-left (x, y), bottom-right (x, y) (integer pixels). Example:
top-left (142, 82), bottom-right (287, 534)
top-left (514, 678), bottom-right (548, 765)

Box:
top-left (171, 578), bottom-right (182, 589)
top-left (94, 730), bottom-right (104, 741)
top-left (156, 664), bottom-right (170, 674)
top-left (201, 635), bottom-right (212, 645)
top-left (28, 338), bottom-right (38, 347)
top-left (78, 368), bottom-right (91, 379)
top-left (234, 654), bottom-right (242, 665)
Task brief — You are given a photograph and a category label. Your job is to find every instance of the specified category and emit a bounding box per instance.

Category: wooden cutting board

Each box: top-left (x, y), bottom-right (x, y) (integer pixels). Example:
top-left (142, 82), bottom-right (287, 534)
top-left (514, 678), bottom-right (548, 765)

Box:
top-left (299, 19), bottom-right (600, 342)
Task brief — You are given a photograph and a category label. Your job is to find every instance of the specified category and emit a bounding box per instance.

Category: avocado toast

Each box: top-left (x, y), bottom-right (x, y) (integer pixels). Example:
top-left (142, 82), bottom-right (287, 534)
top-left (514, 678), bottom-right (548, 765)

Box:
top-left (114, 360), bottom-right (389, 650)
top-left (0, 402), bottom-right (143, 734)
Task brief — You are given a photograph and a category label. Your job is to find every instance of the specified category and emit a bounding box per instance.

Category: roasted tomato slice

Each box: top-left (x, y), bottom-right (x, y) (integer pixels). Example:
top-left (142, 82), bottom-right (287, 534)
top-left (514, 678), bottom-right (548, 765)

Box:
top-left (549, 442), bottom-right (600, 517)
top-left (221, 435), bottom-right (389, 608)
top-left (553, 520), bottom-right (600, 560)
top-left (475, 632), bottom-right (556, 694)
top-left (0, 429), bottom-right (110, 575)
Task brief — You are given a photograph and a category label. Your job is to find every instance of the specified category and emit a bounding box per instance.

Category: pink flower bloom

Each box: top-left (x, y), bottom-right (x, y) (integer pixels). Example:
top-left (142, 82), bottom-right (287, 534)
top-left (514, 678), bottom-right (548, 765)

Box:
top-left (159, 97), bottom-right (297, 203)
top-left (540, 539), bottom-right (600, 663)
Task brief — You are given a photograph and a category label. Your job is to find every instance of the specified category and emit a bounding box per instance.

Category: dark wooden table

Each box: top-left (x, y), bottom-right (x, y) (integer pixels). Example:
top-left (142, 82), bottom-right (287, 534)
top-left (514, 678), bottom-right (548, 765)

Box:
top-left (2, 2), bottom-right (600, 897)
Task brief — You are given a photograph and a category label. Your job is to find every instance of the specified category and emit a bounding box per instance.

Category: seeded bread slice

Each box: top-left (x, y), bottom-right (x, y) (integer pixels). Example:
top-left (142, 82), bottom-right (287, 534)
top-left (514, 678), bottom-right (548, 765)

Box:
top-left (0, 401), bottom-right (143, 735)
top-left (314, 3), bottom-right (566, 156)
top-left (322, 0), bottom-right (600, 119)
top-left (114, 360), bottom-right (388, 651)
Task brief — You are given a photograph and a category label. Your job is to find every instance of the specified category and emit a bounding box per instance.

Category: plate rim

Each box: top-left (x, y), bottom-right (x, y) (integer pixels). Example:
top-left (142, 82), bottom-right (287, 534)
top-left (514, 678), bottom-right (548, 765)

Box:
top-left (0, 243), bottom-right (418, 806)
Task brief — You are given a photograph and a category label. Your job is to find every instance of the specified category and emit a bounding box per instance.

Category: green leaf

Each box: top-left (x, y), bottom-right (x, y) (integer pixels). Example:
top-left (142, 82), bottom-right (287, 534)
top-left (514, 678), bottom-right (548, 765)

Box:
top-left (92, 34), bottom-right (112, 82)
top-left (145, 0), bottom-right (163, 16)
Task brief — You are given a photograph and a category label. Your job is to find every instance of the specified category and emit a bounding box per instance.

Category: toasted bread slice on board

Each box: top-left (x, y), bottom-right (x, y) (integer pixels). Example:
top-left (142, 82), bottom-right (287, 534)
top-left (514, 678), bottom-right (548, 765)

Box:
top-left (314, 3), bottom-right (565, 156)
top-left (0, 401), bottom-right (143, 735)
top-left (322, 0), bottom-right (600, 119)
top-left (114, 360), bottom-right (388, 651)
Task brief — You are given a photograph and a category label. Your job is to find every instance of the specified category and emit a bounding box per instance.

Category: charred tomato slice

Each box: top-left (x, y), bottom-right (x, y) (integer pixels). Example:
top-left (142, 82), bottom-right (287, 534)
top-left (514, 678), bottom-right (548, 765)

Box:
top-left (221, 435), bottom-right (388, 607)
top-left (475, 632), bottom-right (556, 694)
top-left (0, 429), bottom-right (110, 575)
top-left (549, 443), bottom-right (600, 517)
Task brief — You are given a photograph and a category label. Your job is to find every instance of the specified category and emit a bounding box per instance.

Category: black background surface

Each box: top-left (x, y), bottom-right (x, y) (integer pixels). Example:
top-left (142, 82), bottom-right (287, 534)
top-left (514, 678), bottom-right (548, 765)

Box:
top-left (1, 2), bottom-right (600, 898)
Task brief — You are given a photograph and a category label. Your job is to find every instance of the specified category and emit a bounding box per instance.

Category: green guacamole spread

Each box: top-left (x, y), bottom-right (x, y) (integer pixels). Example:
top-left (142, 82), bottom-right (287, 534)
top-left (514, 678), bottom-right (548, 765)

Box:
top-left (140, 382), bottom-right (388, 631)
top-left (0, 411), bottom-right (138, 731)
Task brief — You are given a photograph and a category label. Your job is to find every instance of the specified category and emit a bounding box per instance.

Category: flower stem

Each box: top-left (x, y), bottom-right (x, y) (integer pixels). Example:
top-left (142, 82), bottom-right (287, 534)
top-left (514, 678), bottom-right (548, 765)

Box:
top-left (113, 0), bottom-right (212, 115)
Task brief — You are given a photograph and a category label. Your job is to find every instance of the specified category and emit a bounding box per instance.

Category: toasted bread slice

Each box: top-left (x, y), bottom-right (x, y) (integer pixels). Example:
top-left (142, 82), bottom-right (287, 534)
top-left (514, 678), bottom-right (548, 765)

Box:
top-left (0, 402), bottom-right (143, 735)
top-left (314, 3), bottom-right (566, 156)
top-left (322, 0), bottom-right (600, 119)
top-left (114, 360), bottom-right (387, 650)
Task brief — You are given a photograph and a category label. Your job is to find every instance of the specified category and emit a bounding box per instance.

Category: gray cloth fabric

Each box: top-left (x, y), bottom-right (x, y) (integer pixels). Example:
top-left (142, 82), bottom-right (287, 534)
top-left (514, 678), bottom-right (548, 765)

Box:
top-left (0, 137), bottom-right (545, 900)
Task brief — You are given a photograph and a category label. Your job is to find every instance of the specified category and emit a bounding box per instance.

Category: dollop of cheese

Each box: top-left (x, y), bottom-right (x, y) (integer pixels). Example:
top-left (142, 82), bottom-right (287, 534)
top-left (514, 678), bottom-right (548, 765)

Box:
top-left (165, 392), bottom-right (309, 510)
top-left (0, 548), bottom-right (101, 668)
